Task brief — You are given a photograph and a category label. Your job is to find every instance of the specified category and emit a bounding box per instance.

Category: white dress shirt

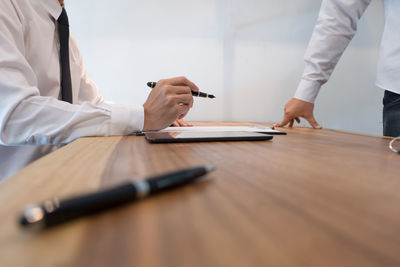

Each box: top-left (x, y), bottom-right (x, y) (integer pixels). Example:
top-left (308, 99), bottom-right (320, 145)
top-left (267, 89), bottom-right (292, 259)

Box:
top-left (294, 0), bottom-right (400, 103)
top-left (0, 0), bottom-right (144, 181)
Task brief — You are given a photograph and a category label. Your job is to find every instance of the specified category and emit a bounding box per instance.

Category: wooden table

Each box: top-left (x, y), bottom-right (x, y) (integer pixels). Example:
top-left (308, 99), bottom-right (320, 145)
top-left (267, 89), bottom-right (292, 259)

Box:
top-left (0, 123), bottom-right (399, 267)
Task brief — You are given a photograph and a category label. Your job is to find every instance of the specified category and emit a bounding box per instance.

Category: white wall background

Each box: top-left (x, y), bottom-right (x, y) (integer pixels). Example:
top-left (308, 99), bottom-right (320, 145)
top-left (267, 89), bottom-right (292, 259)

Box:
top-left (68, 0), bottom-right (384, 135)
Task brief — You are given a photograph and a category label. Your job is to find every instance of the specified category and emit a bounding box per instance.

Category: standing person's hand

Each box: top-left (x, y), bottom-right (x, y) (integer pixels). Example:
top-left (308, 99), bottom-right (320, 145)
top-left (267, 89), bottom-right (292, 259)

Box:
top-left (274, 98), bottom-right (322, 129)
top-left (142, 77), bottom-right (199, 131)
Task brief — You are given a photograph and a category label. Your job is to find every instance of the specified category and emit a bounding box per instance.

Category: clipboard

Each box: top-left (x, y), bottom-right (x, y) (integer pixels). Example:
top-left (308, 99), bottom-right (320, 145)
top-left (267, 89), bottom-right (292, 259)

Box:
top-left (145, 131), bottom-right (273, 143)
top-left (137, 125), bottom-right (286, 136)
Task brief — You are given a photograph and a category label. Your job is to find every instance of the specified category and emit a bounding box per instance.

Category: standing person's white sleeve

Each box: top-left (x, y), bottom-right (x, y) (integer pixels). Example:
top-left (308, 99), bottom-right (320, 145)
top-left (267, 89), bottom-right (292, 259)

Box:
top-left (0, 6), bottom-right (144, 146)
top-left (294, 0), bottom-right (372, 103)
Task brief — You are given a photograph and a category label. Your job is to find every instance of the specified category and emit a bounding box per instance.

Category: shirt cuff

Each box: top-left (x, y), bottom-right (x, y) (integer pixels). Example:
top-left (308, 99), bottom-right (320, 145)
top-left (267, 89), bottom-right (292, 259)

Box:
top-left (294, 79), bottom-right (322, 103)
top-left (105, 103), bottom-right (144, 135)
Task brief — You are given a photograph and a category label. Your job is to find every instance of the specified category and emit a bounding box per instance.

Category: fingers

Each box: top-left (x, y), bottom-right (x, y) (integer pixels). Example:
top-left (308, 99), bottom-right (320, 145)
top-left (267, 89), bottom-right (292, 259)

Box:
top-left (305, 116), bottom-right (322, 129)
top-left (160, 84), bottom-right (194, 108)
top-left (274, 98), bottom-right (322, 129)
top-left (143, 76), bottom-right (198, 131)
top-left (159, 76), bottom-right (199, 92)
top-left (274, 115), bottom-right (292, 128)
top-left (165, 85), bottom-right (192, 95)
top-left (173, 94), bottom-right (193, 107)
top-left (275, 117), bottom-right (322, 129)
top-left (182, 121), bottom-right (193, 126)
top-left (176, 102), bottom-right (191, 115)
top-left (178, 110), bottom-right (188, 119)
top-left (275, 117), bottom-right (302, 128)
top-left (172, 119), bottom-right (193, 127)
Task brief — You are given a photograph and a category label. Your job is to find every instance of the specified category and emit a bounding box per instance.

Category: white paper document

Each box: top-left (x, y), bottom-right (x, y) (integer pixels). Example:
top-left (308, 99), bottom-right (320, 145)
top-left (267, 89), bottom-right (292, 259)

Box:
top-left (148, 125), bottom-right (285, 134)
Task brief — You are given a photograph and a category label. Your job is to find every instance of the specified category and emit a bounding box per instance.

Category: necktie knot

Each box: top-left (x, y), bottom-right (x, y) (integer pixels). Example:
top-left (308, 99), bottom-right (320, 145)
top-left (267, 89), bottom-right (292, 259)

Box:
top-left (57, 8), bottom-right (69, 27)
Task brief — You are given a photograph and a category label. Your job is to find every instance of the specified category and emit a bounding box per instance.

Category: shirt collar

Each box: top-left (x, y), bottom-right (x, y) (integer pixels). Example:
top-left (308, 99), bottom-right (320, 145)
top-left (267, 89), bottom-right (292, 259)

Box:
top-left (41, 0), bottom-right (63, 20)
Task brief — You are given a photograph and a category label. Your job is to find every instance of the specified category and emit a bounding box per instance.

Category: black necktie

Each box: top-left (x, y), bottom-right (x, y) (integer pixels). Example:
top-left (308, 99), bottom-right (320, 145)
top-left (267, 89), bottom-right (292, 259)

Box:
top-left (57, 8), bottom-right (73, 103)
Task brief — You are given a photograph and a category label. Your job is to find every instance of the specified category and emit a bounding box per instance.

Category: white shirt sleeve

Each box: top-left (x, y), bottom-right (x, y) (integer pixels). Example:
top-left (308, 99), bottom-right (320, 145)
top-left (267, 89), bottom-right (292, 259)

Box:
top-left (294, 0), bottom-right (372, 103)
top-left (0, 2), bottom-right (144, 146)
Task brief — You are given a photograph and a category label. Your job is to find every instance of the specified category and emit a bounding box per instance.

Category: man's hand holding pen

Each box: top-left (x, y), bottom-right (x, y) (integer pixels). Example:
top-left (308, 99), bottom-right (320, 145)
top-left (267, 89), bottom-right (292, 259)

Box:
top-left (142, 76), bottom-right (199, 131)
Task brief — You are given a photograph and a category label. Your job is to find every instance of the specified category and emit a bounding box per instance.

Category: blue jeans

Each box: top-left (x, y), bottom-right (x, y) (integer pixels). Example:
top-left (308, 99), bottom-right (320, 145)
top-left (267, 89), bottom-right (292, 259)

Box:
top-left (383, 90), bottom-right (400, 137)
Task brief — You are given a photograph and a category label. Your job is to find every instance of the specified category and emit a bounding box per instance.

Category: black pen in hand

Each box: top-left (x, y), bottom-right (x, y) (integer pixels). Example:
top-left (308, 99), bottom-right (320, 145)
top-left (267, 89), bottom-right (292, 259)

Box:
top-left (19, 165), bottom-right (216, 230)
top-left (147, 81), bottom-right (216, 99)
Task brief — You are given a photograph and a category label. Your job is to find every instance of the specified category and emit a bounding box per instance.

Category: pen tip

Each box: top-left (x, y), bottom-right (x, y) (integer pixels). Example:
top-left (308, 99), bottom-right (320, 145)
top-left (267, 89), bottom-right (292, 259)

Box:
top-left (208, 95), bottom-right (216, 99)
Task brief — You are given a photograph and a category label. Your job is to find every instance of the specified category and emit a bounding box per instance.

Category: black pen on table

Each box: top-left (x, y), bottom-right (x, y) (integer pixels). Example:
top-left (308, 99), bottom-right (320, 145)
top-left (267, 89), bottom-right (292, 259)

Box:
top-left (19, 165), bottom-right (216, 230)
top-left (147, 81), bottom-right (216, 99)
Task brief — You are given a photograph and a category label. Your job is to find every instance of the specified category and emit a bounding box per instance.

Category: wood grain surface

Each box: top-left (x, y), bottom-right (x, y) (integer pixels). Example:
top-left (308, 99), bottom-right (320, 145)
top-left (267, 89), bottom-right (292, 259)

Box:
top-left (0, 123), bottom-right (399, 267)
